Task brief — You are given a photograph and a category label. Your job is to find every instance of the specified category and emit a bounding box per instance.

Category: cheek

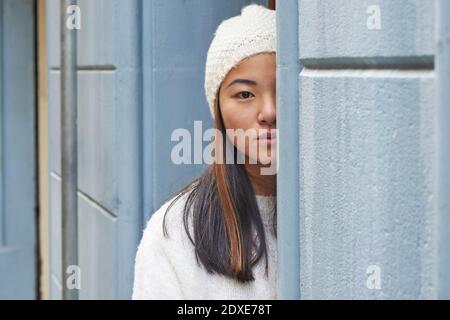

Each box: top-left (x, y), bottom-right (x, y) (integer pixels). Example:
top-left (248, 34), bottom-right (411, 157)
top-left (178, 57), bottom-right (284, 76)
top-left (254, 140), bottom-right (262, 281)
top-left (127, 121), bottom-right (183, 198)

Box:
top-left (221, 104), bottom-right (254, 131)
top-left (223, 112), bottom-right (254, 147)
top-left (221, 109), bottom-right (257, 158)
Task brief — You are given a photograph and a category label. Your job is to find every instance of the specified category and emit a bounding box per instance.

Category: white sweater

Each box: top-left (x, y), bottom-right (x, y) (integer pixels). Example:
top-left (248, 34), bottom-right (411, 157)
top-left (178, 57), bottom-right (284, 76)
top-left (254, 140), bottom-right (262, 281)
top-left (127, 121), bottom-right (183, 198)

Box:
top-left (132, 192), bottom-right (277, 300)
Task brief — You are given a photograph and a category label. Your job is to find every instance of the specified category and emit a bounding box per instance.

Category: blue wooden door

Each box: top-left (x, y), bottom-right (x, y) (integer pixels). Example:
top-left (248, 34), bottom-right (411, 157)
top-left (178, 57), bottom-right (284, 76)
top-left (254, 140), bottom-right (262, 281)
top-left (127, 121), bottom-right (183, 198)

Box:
top-left (0, 0), bottom-right (37, 299)
top-left (47, 0), bottom-right (143, 299)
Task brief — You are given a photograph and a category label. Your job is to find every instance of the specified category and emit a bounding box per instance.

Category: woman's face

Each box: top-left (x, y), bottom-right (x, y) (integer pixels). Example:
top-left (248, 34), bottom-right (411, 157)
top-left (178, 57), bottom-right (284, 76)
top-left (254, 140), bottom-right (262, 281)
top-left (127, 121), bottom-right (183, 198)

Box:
top-left (218, 52), bottom-right (276, 167)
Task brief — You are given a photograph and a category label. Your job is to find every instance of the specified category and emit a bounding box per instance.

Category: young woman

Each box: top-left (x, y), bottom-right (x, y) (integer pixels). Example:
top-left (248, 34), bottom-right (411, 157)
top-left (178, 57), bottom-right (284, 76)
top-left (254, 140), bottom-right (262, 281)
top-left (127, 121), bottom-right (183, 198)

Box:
top-left (133, 4), bottom-right (277, 300)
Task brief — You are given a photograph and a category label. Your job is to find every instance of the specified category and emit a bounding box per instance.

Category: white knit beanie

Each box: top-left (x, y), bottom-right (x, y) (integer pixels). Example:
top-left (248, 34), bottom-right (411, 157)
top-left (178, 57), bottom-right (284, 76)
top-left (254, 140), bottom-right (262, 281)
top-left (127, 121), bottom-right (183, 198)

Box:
top-left (204, 4), bottom-right (276, 119)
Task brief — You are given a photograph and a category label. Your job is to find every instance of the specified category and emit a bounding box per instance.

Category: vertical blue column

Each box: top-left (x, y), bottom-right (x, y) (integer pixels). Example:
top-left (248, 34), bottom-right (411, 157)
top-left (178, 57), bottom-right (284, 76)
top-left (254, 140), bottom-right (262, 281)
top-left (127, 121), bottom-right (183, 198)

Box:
top-left (276, 0), bottom-right (301, 300)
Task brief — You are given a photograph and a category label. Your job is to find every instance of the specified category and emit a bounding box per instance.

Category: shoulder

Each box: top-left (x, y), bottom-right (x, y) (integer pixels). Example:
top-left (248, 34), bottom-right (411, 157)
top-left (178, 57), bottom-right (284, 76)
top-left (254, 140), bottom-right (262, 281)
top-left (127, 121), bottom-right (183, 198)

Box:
top-left (147, 190), bottom-right (190, 235)
top-left (132, 190), bottom-right (193, 299)
top-left (133, 190), bottom-right (192, 299)
top-left (138, 189), bottom-right (193, 255)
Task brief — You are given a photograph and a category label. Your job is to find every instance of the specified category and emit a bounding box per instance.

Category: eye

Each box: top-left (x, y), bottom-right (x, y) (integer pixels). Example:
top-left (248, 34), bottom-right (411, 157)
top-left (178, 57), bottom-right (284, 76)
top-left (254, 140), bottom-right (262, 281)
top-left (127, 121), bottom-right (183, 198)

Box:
top-left (235, 91), bottom-right (254, 100)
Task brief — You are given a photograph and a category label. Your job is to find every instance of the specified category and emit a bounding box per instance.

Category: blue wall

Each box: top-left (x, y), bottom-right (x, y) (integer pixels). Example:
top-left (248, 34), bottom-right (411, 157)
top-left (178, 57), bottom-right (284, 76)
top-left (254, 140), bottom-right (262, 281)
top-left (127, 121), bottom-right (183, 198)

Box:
top-left (296, 0), bottom-right (446, 299)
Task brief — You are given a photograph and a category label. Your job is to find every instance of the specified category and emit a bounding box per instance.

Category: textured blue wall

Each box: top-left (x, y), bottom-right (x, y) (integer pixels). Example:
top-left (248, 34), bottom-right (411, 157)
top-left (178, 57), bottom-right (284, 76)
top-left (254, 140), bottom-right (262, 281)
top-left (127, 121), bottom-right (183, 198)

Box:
top-left (297, 0), bottom-right (443, 299)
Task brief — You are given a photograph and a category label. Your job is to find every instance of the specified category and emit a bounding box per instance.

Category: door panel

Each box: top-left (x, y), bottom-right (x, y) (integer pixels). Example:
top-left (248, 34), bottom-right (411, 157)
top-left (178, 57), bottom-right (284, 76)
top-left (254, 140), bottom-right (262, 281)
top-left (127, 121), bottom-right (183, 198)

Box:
top-left (0, 0), bottom-right (37, 299)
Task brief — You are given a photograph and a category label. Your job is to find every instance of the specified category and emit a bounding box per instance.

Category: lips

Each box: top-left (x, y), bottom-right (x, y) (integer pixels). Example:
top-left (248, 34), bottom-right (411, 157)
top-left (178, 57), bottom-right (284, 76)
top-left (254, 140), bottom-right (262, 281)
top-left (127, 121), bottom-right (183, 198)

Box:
top-left (256, 130), bottom-right (277, 146)
top-left (257, 130), bottom-right (277, 141)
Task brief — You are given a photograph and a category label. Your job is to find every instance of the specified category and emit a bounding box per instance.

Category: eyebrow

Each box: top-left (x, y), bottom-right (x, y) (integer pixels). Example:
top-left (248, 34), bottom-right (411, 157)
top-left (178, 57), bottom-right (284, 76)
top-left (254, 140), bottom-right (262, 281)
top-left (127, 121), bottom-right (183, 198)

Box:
top-left (225, 78), bottom-right (257, 89)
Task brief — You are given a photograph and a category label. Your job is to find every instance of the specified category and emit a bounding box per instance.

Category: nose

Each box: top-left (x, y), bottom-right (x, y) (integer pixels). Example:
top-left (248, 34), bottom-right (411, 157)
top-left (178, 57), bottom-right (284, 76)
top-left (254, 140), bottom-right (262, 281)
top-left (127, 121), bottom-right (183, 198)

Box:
top-left (257, 93), bottom-right (276, 127)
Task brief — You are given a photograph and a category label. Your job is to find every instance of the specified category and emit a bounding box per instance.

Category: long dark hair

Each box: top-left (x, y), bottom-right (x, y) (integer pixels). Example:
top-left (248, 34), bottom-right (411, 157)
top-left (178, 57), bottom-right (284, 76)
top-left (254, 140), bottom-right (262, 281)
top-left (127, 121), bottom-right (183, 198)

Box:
top-left (162, 91), bottom-right (277, 283)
